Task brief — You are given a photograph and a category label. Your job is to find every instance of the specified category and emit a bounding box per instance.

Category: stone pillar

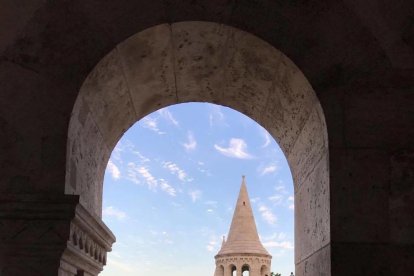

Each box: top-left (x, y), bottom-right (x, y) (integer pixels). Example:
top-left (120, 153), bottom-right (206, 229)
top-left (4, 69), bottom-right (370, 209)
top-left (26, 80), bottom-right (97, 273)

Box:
top-left (250, 265), bottom-right (260, 276)
top-left (0, 194), bottom-right (115, 276)
top-left (224, 265), bottom-right (232, 276)
top-left (236, 266), bottom-right (242, 276)
top-left (214, 264), bottom-right (224, 276)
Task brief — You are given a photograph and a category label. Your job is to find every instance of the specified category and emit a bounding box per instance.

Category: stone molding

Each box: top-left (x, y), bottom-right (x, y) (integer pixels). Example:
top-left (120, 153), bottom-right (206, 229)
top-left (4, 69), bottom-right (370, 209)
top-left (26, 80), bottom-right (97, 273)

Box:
top-left (215, 255), bottom-right (272, 266)
top-left (214, 254), bottom-right (272, 276)
top-left (61, 203), bottom-right (115, 275)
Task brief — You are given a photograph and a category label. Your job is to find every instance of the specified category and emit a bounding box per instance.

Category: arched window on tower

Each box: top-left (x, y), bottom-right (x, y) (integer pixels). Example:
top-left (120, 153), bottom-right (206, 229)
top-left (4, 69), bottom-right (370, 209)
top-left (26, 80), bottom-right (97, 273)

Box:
top-left (260, 265), bottom-right (268, 276)
top-left (242, 264), bottom-right (250, 276)
top-left (231, 265), bottom-right (237, 276)
top-left (217, 265), bottom-right (224, 276)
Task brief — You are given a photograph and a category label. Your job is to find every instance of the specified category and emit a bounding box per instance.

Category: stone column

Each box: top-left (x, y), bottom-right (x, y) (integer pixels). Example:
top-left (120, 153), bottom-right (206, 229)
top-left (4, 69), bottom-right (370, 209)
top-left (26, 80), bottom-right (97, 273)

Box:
top-left (237, 266), bottom-right (242, 276)
top-left (223, 264), bottom-right (232, 276)
top-left (250, 264), bottom-right (260, 276)
top-left (0, 194), bottom-right (115, 276)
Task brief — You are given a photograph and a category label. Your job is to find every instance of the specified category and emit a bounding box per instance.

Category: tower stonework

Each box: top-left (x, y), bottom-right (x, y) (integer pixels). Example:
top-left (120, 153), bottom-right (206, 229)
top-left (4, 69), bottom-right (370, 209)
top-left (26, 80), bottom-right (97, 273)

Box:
top-left (214, 177), bottom-right (272, 276)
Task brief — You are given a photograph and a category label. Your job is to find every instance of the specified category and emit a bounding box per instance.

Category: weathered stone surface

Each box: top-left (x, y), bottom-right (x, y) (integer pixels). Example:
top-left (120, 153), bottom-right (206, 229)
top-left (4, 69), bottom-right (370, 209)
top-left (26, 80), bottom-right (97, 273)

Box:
top-left (331, 242), bottom-right (389, 276)
top-left (66, 109), bottom-right (109, 216)
top-left (344, 86), bottom-right (414, 149)
top-left (295, 244), bottom-right (330, 276)
top-left (221, 25), bottom-right (285, 121)
top-left (80, 49), bottom-right (136, 149)
top-left (172, 21), bottom-right (230, 103)
top-left (0, 61), bottom-right (69, 194)
top-left (0, 0), bottom-right (44, 53)
top-left (117, 24), bottom-right (177, 118)
top-left (262, 63), bottom-right (318, 157)
top-left (0, 194), bottom-right (115, 276)
top-left (388, 244), bottom-right (414, 276)
top-left (317, 86), bottom-right (346, 149)
top-left (295, 153), bottom-right (329, 263)
top-left (389, 150), bottom-right (414, 244)
top-left (330, 149), bottom-right (390, 243)
top-left (289, 104), bottom-right (328, 192)
top-left (0, 195), bottom-right (77, 275)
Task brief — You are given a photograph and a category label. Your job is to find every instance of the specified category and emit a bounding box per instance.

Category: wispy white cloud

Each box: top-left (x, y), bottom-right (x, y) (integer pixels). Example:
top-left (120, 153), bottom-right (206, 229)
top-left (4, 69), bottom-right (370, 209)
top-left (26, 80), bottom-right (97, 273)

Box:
top-left (209, 105), bottom-right (226, 127)
top-left (103, 206), bottom-right (127, 221)
top-left (131, 150), bottom-right (150, 163)
top-left (259, 204), bottom-right (277, 225)
top-left (259, 163), bottom-right (278, 175)
top-left (162, 161), bottom-right (188, 181)
top-left (159, 179), bottom-right (176, 197)
top-left (214, 138), bottom-right (253, 159)
top-left (261, 128), bottom-right (272, 148)
top-left (263, 232), bottom-right (287, 241)
top-left (268, 194), bottom-right (284, 205)
top-left (262, 232), bottom-right (293, 249)
top-left (107, 159), bottom-right (121, 180)
top-left (183, 131), bottom-right (197, 151)
top-left (127, 162), bottom-right (141, 184)
top-left (137, 166), bottom-right (158, 190)
top-left (275, 184), bottom-right (288, 194)
top-left (250, 197), bottom-right (261, 203)
top-left (114, 140), bottom-right (150, 165)
top-left (127, 162), bottom-right (176, 196)
top-left (189, 190), bottom-right (202, 203)
top-left (196, 161), bottom-right (211, 176)
top-left (158, 107), bottom-right (179, 126)
top-left (206, 236), bottom-right (218, 252)
top-left (268, 185), bottom-right (293, 210)
top-left (111, 142), bottom-right (124, 163)
top-left (141, 116), bottom-right (165, 134)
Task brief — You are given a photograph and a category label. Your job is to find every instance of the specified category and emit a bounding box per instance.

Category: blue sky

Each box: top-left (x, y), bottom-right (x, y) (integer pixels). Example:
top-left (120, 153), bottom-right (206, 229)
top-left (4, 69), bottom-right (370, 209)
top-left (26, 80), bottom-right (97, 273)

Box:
top-left (101, 103), bottom-right (294, 276)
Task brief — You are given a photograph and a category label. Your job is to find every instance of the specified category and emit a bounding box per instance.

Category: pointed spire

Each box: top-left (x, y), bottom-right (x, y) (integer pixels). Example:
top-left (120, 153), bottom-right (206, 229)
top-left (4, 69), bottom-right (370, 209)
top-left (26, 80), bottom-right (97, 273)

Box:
top-left (216, 176), bottom-right (270, 256)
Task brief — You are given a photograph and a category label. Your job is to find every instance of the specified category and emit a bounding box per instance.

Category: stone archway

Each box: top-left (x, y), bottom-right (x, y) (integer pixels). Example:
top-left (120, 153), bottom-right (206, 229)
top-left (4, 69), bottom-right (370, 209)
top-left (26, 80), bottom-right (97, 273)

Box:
top-left (67, 21), bottom-right (329, 275)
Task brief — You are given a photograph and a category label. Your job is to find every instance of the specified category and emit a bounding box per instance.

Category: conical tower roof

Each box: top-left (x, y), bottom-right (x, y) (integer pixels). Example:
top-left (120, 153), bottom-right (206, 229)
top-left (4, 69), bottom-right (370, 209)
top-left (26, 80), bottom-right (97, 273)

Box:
top-left (216, 176), bottom-right (270, 256)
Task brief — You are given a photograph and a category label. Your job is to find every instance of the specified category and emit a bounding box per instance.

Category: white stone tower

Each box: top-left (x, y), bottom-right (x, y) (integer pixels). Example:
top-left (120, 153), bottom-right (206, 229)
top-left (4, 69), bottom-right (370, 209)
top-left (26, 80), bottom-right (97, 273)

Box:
top-left (214, 176), bottom-right (272, 276)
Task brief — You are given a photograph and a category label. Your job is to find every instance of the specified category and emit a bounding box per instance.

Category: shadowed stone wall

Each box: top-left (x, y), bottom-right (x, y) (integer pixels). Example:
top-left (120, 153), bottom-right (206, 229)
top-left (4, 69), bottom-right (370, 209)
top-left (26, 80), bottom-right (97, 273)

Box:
top-left (0, 1), bottom-right (413, 275)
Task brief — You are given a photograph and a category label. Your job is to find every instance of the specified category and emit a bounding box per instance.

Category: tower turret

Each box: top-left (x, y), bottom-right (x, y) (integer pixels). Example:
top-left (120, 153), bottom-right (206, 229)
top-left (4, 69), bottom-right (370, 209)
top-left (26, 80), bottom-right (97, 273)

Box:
top-left (214, 176), bottom-right (272, 276)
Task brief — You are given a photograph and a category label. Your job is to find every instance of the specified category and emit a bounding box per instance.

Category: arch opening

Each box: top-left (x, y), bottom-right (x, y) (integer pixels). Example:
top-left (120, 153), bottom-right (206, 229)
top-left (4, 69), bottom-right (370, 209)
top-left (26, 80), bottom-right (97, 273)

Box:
top-left (231, 265), bottom-right (237, 276)
top-left (242, 264), bottom-right (250, 276)
top-left (67, 21), bottom-right (329, 275)
top-left (260, 265), bottom-right (268, 276)
top-left (102, 102), bottom-right (295, 275)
